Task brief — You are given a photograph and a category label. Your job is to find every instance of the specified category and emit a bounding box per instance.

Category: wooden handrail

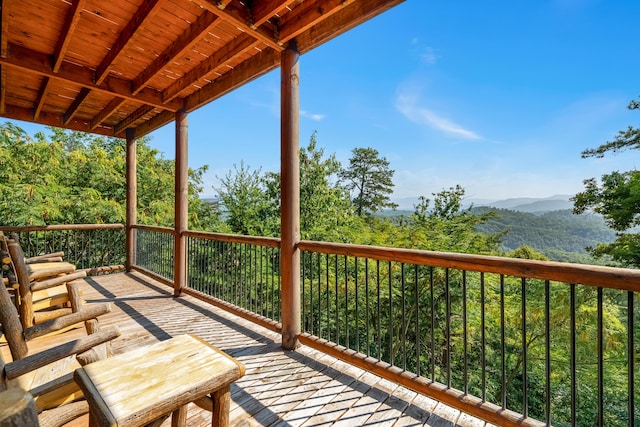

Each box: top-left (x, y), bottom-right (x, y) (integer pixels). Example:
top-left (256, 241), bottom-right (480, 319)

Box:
top-left (183, 230), bottom-right (280, 248)
top-left (298, 240), bottom-right (640, 292)
top-left (0, 224), bottom-right (124, 232)
top-left (131, 224), bottom-right (174, 234)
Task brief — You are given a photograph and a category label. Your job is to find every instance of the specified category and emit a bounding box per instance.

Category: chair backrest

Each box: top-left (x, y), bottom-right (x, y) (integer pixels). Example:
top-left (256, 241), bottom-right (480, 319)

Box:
top-left (0, 274), bottom-right (28, 360)
top-left (6, 241), bottom-right (34, 329)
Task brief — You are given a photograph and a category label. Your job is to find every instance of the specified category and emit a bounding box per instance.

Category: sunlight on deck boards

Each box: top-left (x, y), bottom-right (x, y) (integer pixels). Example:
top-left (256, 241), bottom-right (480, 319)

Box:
top-left (3, 272), bottom-right (494, 427)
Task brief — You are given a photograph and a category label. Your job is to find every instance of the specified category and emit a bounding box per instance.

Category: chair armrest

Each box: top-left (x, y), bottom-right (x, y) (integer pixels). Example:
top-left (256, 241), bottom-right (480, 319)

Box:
top-left (25, 251), bottom-right (65, 263)
top-left (30, 271), bottom-right (87, 292)
top-left (24, 303), bottom-right (112, 341)
top-left (27, 262), bottom-right (77, 281)
top-left (4, 326), bottom-right (121, 380)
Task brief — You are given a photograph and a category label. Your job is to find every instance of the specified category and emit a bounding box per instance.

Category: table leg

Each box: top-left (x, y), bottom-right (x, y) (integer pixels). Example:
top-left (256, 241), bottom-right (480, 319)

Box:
top-left (211, 385), bottom-right (230, 427)
top-left (171, 406), bottom-right (187, 427)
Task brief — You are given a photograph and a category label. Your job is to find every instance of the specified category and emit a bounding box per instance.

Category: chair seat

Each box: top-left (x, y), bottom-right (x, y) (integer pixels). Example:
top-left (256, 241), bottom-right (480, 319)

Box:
top-left (8, 354), bottom-right (83, 412)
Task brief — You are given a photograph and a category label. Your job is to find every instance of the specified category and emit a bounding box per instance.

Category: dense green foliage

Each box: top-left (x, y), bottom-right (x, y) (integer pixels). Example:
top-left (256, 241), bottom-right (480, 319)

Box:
top-left (0, 123), bottom-right (221, 229)
top-left (573, 97), bottom-right (640, 267)
top-left (473, 207), bottom-right (616, 262)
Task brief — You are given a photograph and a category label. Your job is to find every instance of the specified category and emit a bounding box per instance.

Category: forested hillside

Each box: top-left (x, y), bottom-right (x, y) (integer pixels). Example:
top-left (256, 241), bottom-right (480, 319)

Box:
top-left (472, 207), bottom-right (616, 262)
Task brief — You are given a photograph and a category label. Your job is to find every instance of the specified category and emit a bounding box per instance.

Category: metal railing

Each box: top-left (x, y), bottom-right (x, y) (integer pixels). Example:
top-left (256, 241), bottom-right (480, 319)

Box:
top-left (184, 230), bottom-right (282, 326)
top-left (0, 224), bottom-right (125, 272)
top-left (297, 241), bottom-right (640, 427)
top-left (120, 227), bottom-right (640, 426)
top-left (133, 225), bottom-right (174, 283)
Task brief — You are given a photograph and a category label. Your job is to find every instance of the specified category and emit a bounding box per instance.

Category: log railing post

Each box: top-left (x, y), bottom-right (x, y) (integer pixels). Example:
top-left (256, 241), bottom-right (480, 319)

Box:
top-left (125, 128), bottom-right (137, 271)
top-left (174, 109), bottom-right (188, 296)
top-left (280, 41), bottom-right (300, 350)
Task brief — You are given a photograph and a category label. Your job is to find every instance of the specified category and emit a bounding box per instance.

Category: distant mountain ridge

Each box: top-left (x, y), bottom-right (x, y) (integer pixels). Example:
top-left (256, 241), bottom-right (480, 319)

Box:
top-left (475, 195), bottom-right (573, 213)
top-left (393, 194), bottom-right (574, 213)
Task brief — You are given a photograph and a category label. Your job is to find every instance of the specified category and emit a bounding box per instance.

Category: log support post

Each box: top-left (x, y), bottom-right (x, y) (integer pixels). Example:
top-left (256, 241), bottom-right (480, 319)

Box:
top-left (174, 109), bottom-right (188, 296)
top-left (125, 128), bottom-right (137, 271)
top-left (280, 41), bottom-right (300, 350)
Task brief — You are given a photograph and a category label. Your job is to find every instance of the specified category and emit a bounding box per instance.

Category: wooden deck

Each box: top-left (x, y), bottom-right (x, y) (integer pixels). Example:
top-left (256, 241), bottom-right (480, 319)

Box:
top-left (6, 271), bottom-right (494, 427)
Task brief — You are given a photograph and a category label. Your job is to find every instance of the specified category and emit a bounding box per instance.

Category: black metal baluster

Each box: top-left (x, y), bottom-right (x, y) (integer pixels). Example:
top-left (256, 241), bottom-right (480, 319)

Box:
top-left (545, 280), bottom-right (551, 425)
top-left (500, 274), bottom-right (506, 408)
top-left (570, 283), bottom-right (576, 427)
top-left (481, 272), bottom-right (486, 402)
top-left (415, 265), bottom-right (420, 377)
top-left (597, 286), bottom-right (603, 427)
top-left (522, 277), bottom-right (528, 417)
top-left (365, 258), bottom-right (370, 356)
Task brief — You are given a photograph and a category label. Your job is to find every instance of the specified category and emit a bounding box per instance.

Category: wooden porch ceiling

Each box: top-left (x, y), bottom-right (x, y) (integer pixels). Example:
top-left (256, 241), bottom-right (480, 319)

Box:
top-left (0, 0), bottom-right (403, 139)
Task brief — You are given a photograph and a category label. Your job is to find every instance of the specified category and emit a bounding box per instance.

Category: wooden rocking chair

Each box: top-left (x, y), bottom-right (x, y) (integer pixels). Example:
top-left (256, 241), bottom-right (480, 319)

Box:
top-left (4, 237), bottom-right (87, 329)
top-left (0, 279), bottom-right (119, 427)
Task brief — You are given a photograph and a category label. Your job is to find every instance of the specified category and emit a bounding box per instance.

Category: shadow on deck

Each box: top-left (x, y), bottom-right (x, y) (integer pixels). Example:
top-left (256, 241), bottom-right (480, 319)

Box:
top-left (23, 272), bottom-right (494, 427)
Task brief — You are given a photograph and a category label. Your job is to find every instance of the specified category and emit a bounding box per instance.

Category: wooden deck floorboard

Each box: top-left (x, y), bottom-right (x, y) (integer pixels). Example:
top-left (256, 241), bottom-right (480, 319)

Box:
top-left (3, 272), bottom-right (494, 427)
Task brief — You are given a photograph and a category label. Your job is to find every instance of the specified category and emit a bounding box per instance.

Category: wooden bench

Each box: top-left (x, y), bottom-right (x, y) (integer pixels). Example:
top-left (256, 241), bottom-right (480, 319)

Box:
top-left (74, 334), bottom-right (245, 427)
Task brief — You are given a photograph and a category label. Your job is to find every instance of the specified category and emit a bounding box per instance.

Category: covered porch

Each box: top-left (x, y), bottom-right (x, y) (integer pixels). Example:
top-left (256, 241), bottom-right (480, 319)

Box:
top-left (10, 270), bottom-right (488, 427)
top-left (1, 0), bottom-right (639, 426)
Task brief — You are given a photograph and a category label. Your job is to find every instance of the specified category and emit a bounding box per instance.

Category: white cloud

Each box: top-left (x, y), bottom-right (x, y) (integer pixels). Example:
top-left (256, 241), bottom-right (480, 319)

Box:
top-left (300, 110), bottom-right (326, 121)
top-left (420, 46), bottom-right (438, 65)
top-left (395, 92), bottom-right (482, 140)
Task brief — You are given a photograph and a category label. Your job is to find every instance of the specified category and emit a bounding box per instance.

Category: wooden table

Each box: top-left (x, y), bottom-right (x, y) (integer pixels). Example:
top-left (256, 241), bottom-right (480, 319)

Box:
top-left (74, 334), bottom-right (245, 427)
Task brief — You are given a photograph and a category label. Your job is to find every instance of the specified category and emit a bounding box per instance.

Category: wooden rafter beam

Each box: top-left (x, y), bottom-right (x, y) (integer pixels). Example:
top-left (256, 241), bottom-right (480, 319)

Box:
top-left (184, 47), bottom-right (280, 112)
top-left (34, 77), bottom-right (51, 120)
top-left (2, 104), bottom-right (114, 137)
top-left (63, 87), bottom-right (91, 125)
top-left (95, 0), bottom-right (163, 85)
top-left (125, 109), bottom-right (174, 139)
top-left (194, 0), bottom-right (283, 51)
top-left (0, 44), bottom-right (183, 112)
top-left (53, 0), bottom-right (87, 73)
top-left (251, 0), bottom-right (293, 28)
top-left (163, 35), bottom-right (261, 103)
top-left (90, 97), bottom-right (126, 130)
top-left (278, 0), bottom-right (354, 44)
top-left (132, 11), bottom-right (220, 96)
top-left (294, 0), bottom-right (404, 55)
top-left (113, 104), bottom-right (154, 135)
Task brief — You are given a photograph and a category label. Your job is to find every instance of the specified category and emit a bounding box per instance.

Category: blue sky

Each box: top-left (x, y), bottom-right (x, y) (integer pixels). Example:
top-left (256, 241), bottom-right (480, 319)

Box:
top-left (9, 0), bottom-right (640, 208)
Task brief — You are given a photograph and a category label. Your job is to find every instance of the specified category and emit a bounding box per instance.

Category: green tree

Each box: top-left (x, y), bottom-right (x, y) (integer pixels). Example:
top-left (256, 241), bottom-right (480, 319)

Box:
top-left (215, 161), bottom-right (276, 236)
top-left (339, 147), bottom-right (397, 217)
top-left (405, 185), bottom-right (503, 254)
top-left (572, 97), bottom-right (640, 267)
top-left (264, 132), bottom-right (354, 241)
top-left (0, 124), bottom-right (219, 229)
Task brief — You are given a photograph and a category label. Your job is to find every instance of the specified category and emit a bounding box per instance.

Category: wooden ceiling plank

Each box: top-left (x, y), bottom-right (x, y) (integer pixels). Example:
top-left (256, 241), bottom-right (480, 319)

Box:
top-left (125, 109), bottom-right (174, 139)
top-left (0, 0), bottom-right (8, 58)
top-left (53, 0), bottom-right (87, 73)
top-left (251, 0), bottom-right (292, 28)
top-left (3, 104), bottom-right (114, 137)
top-left (63, 86), bottom-right (91, 125)
top-left (132, 11), bottom-right (220, 95)
top-left (277, 0), bottom-right (353, 44)
top-left (184, 47), bottom-right (280, 112)
top-left (95, 0), bottom-right (163, 85)
top-left (0, 65), bottom-right (6, 115)
top-left (34, 77), bottom-right (52, 120)
top-left (90, 96), bottom-right (126, 130)
top-left (113, 104), bottom-right (155, 135)
top-left (193, 0), bottom-right (283, 51)
top-left (163, 35), bottom-right (260, 103)
top-left (1, 43), bottom-right (183, 112)
top-left (294, 0), bottom-right (404, 54)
